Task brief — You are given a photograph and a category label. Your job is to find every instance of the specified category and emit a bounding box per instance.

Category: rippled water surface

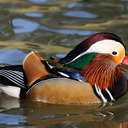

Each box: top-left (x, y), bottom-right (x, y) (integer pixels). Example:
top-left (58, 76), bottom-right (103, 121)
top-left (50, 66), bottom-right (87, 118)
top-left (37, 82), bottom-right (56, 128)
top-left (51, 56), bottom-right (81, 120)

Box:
top-left (0, 0), bottom-right (128, 128)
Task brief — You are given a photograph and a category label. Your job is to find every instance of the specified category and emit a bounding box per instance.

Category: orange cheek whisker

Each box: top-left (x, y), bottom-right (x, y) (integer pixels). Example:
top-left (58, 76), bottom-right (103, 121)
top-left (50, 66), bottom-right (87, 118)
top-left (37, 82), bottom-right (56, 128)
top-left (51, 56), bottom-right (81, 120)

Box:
top-left (82, 54), bottom-right (122, 90)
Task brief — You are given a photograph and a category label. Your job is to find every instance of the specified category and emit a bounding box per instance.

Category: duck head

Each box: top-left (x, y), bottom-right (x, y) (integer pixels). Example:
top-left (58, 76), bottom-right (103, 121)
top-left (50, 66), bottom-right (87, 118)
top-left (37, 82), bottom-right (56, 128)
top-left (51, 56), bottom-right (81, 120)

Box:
top-left (60, 32), bottom-right (128, 89)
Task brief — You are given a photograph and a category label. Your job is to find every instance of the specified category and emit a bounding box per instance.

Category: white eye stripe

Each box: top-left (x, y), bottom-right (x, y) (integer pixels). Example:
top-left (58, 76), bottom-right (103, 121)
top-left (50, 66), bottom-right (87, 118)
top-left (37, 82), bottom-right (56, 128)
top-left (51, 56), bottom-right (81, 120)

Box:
top-left (85, 39), bottom-right (124, 54)
top-left (66, 39), bottom-right (125, 64)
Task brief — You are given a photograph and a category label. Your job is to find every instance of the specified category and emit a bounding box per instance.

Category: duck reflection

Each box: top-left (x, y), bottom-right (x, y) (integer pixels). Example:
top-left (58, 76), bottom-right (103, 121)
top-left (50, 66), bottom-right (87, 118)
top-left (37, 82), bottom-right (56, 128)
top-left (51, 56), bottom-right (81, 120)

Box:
top-left (0, 92), bottom-right (20, 110)
top-left (20, 100), bottom-right (128, 128)
top-left (0, 94), bottom-right (128, 128)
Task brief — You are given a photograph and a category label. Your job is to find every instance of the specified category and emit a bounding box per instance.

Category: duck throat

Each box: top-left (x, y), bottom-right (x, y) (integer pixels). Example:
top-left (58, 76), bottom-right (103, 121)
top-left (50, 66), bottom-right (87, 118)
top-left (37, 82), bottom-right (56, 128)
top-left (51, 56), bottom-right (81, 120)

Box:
top-left (82, 54), bottom-right (121, 90)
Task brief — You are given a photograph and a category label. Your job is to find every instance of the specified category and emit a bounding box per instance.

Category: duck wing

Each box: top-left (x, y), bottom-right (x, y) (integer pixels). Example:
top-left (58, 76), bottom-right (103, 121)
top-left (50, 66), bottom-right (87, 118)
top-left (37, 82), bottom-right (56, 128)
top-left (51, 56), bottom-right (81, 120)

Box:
top-left (42, 60), bottom-right (86, 82)
top-left (0, 65), bottom-right (27, 89)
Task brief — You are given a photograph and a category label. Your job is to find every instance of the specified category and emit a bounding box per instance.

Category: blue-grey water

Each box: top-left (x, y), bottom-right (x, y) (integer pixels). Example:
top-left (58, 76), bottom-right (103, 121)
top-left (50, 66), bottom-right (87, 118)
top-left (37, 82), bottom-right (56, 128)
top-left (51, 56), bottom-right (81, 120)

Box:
top-left (0, 0), bottom-right (128, 128)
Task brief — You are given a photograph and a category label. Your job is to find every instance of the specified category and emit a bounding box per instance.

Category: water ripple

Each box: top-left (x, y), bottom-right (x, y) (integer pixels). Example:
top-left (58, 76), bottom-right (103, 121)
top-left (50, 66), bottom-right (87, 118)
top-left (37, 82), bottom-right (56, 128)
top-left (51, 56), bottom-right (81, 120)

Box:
top-left (12, 18), bottom-right (39, 33)
top-left (24, 12), bottom-right (44, 18)
top-left (28, 0), bottom-right (48, 3)
top-left (40, 25), bottom-right (98, 36)
top-left (0, 49), bottom-right (26, 65)
top-left (67, 3), bottom-right (84, 8)
top-left (64, 11), bottom-right (97, 18)
top-left (67, 3), bottom-right (93, 8)
top-left (0, 113), bottom-right (26, 125)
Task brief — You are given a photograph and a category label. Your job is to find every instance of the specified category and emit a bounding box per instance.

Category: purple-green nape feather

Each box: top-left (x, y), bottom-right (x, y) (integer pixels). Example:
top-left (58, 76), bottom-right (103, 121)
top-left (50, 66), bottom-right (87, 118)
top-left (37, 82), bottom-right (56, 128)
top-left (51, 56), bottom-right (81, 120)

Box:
top-left (60, 53), bottom-right (98, 69)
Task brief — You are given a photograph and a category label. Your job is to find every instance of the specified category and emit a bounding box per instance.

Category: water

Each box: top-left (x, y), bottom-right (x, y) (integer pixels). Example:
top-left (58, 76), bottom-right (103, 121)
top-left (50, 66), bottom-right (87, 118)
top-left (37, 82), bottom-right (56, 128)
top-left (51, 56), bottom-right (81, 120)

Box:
top-left (0, 0), bottom-right (128, 127)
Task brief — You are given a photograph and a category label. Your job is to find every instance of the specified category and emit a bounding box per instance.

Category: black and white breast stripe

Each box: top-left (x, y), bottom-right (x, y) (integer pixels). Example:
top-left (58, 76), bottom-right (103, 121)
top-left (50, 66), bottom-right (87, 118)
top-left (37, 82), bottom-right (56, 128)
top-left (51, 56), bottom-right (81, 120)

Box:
top-left (94, 84), bottom-right (115, 103)
top-left (0, 69), bottom-right (25, 88)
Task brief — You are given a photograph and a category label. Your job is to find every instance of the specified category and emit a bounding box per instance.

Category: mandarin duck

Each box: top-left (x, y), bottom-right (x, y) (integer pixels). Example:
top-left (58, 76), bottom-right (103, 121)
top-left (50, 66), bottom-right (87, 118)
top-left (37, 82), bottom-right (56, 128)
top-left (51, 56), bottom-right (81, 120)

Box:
top-left (0, 32), bottom-right (128, 104)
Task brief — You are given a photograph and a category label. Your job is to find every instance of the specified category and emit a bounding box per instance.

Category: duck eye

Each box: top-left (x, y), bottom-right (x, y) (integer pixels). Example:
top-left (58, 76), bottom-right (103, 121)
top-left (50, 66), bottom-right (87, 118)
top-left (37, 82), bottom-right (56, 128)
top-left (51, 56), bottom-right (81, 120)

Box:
top-left (112, 51), bottom-right (118, 55)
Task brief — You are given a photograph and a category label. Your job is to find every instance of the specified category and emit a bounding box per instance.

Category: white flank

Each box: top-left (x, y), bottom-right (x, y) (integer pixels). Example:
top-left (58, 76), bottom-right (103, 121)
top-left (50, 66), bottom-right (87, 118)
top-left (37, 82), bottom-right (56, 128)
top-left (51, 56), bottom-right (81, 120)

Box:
top-left (66, 39), bottom-right (125, 64)
top-left (0, 85), bottom-right (20, 98)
